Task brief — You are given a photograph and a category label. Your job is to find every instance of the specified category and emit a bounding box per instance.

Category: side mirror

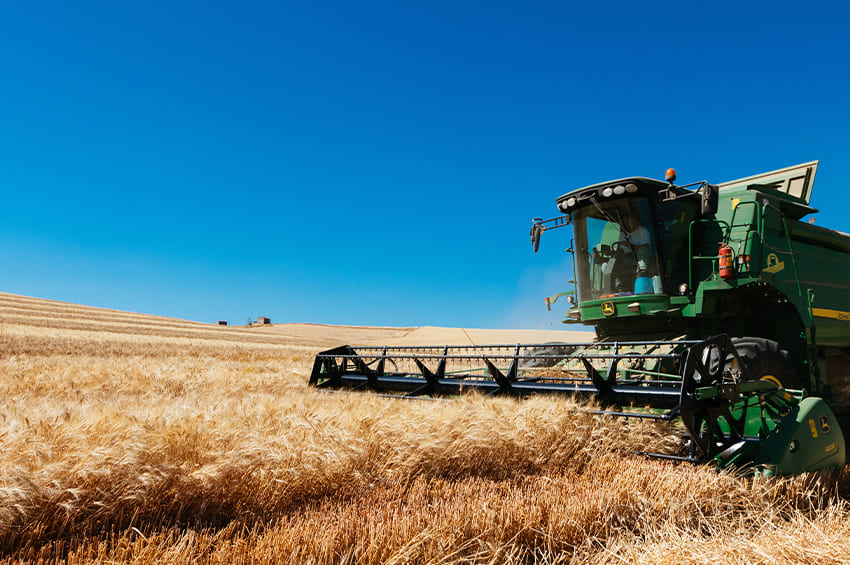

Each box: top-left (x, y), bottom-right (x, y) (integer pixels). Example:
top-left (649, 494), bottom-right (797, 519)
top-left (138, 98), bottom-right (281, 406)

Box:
top-left (530, 215), bottom-right (571, 253)
top-left (701, 184), bottom-right (719, 216)
top-left (531, 221), bottom-right (543, 252)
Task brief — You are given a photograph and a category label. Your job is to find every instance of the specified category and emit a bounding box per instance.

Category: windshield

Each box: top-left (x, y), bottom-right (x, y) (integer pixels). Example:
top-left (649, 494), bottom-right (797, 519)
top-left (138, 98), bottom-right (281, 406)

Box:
top-left (573, 197), bottom-right (664, 301)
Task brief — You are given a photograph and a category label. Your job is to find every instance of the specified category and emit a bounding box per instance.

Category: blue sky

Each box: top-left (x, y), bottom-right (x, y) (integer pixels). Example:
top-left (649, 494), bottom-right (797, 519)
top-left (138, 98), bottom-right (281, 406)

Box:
top-left (1, 1), bottom-right (848, 328)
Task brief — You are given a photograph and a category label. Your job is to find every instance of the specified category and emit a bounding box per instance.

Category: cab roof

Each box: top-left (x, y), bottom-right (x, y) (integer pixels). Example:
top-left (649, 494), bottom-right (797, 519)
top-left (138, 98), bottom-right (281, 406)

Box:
top-left (556, 177), bottom-right (690, 207)
top-left (556, 162), bottom-right (819, 221)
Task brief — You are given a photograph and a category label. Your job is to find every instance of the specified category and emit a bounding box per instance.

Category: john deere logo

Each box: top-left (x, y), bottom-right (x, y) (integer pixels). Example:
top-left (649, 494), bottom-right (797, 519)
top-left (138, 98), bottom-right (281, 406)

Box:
top-left (819, 415), bottom-right (832, 434)
top-left (601, 301), bottom-right (616, 317)
top-left (764, 253), bottom-right (785, 274)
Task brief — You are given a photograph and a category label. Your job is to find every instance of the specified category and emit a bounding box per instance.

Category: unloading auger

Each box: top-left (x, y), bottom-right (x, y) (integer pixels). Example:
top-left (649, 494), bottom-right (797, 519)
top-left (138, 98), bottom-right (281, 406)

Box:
top-left (310, 161), bottom-right (850, 476)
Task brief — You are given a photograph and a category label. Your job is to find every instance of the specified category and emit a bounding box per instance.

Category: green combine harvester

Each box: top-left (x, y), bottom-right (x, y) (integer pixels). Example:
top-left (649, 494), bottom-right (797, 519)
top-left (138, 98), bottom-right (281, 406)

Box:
top-left (310, 161), bottom-right (850, 476)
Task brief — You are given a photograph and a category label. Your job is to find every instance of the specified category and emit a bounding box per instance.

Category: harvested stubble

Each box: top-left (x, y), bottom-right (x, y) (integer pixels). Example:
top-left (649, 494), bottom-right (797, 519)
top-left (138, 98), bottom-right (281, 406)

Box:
top-left (2, 292), bottom-right (850, 563)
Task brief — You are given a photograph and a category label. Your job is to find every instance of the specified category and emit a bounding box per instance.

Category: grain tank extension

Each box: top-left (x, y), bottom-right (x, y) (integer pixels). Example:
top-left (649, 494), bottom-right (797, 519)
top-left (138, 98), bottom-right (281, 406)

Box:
top-left (311, 161), bottom-right (850, 476)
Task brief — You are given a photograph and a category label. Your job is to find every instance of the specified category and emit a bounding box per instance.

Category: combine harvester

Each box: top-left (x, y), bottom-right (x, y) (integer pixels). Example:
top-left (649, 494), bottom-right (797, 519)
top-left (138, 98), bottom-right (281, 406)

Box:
top-left (310, 161), bottom-right (850, 476)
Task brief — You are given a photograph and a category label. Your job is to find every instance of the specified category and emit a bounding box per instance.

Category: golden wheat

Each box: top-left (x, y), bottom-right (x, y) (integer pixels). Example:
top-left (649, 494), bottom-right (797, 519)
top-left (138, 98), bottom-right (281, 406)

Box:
top-left (1, 292), bottom-right (849, 563)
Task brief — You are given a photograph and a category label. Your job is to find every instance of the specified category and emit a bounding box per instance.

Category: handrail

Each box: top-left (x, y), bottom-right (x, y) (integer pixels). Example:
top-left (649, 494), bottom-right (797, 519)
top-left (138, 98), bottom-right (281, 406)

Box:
top-left (725, 201), bottom-right (762, 275)
top-left (687, 219), bottom-right (730, 290)
top-left (759, 202), bottom-right (808, 325)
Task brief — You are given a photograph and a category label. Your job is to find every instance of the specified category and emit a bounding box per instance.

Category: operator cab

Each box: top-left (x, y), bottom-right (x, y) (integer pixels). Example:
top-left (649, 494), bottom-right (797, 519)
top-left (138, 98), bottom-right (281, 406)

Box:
top-left (533, 175), bottom-right (705, 331)
top-left (573, 196), bottom-right (663, 300)
top-left (559, 178), bottom-right (699, 303)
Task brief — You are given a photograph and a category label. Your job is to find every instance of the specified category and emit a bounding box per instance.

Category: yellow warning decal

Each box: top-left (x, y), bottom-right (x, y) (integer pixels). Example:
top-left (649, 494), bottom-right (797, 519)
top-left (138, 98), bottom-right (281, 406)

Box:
top-left (764, 253), bottom-right (785, 274)
top-left (812, 308), bottom-right (850, 322)
top-left (808, 419), bottom-right (818, 438)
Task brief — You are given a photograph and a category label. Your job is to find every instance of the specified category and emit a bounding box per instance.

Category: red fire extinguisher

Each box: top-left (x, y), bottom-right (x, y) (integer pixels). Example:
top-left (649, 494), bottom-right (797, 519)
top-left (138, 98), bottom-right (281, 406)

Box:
top-left (718, 244), bottom-right (733, 279)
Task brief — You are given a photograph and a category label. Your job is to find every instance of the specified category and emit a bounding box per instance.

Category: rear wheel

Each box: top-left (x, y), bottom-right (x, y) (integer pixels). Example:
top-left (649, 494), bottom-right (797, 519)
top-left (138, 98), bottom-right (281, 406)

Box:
top-left (732, 337), bottom-right (804, 389)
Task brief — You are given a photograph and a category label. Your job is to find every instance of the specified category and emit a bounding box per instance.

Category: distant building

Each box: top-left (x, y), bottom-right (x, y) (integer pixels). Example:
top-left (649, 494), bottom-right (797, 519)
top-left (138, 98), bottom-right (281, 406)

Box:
top-left (216, 320), bottom-right (228, 326)
top-left (255, 316), bottom-right (271, 325)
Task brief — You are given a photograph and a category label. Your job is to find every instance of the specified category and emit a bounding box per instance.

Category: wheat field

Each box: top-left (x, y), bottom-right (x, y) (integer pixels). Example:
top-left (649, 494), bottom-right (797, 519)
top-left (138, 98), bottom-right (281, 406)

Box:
top-left (2, 292), bottom-right (850, 564)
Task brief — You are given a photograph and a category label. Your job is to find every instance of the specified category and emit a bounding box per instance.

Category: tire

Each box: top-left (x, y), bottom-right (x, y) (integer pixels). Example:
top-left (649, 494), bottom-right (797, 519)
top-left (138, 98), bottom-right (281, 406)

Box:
top-left (519, 344), bottom-right (577, 368)
top-left (731, 337), bottom-right (804, 390)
